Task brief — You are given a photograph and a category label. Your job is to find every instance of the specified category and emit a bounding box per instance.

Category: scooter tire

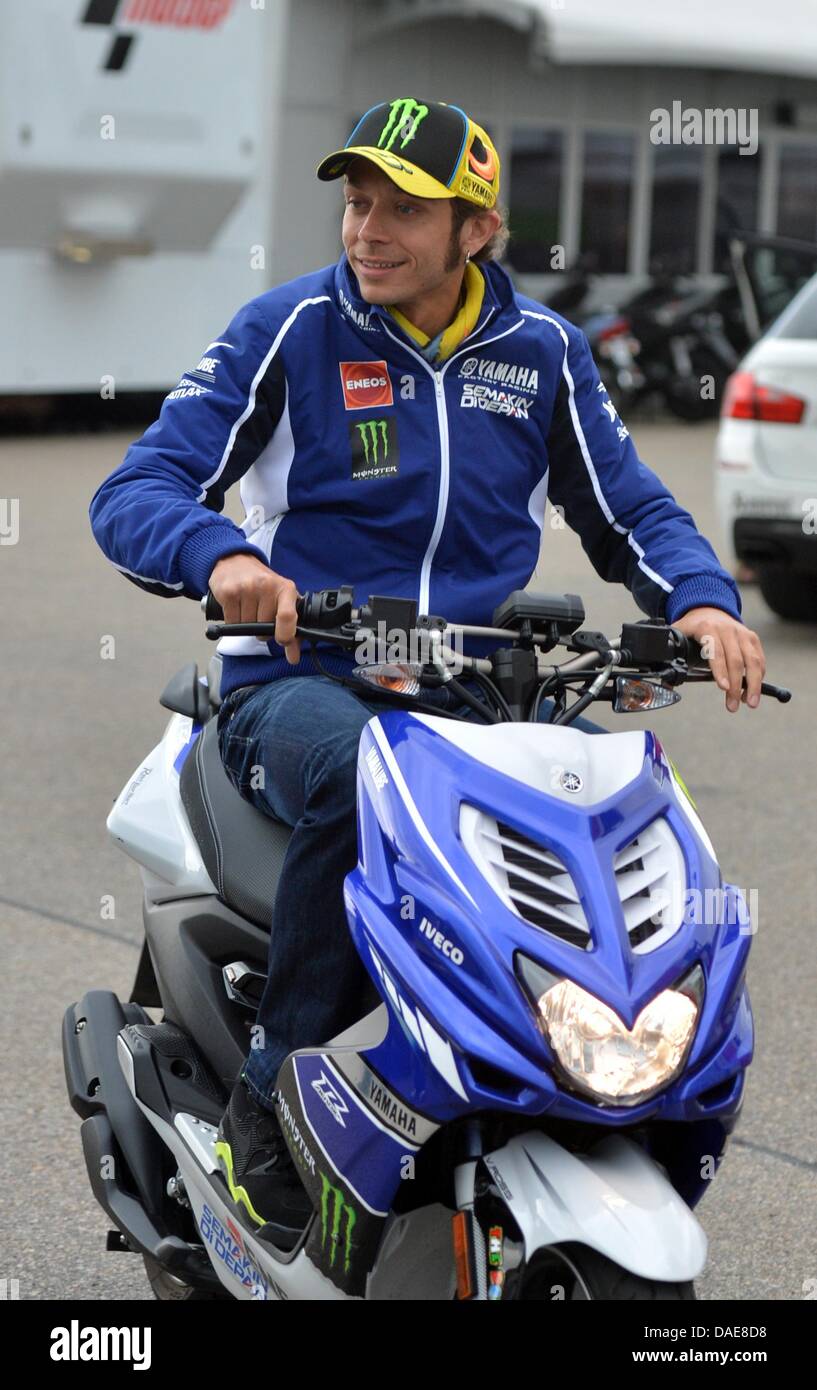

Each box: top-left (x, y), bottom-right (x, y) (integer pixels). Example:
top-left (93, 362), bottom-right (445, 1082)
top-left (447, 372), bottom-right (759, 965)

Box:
top-left (142, 1254), bottom-right (233, 1301)
top-left (521, 1242), bottom-right (696, 1301)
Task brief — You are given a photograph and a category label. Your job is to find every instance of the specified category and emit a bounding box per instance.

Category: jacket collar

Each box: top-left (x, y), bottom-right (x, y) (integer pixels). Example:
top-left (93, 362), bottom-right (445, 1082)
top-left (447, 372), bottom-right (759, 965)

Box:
top-left (333, 252), bottom-right (518, 358)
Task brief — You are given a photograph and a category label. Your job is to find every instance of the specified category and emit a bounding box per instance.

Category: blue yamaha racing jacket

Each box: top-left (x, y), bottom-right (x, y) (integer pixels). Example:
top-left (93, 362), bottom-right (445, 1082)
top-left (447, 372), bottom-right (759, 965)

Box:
top-left (89, 254), bottom-right (742, 700)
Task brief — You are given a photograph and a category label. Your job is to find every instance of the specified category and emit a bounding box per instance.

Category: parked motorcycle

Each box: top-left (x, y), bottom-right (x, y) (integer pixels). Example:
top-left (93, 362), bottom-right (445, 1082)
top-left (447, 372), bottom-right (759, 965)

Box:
top-left (538, 252), bottom-right (601, 320)
top-left (588, 279), bottom-right (745, 422)
top-left (582, 235), bottom-right (817, 422)
top-left (62, 587), bottom-right (790, 1300)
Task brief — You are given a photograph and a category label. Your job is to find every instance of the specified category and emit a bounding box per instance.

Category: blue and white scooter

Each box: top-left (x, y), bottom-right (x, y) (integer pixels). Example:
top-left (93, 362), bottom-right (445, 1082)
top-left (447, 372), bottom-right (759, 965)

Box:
top-left (62, 587), bottom-right (790, 1300)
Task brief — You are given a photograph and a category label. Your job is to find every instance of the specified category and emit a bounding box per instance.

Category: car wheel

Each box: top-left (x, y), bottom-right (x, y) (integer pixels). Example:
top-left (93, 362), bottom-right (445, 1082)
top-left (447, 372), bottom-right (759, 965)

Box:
top-left (757, 566), bottom-right (817, 621)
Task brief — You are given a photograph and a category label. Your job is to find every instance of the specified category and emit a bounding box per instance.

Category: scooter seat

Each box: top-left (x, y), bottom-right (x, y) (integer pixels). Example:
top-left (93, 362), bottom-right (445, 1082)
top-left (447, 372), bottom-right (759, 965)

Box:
top-left (180, 719), bottom-right (292, 932)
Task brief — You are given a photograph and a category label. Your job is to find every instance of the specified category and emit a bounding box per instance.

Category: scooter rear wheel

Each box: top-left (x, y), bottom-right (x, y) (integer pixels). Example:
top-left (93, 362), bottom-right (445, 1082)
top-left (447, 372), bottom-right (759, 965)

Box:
top-left (142, 1254), bottom-right (232, 1301)
top-left (521, 1242), bottom-right (696, 1300)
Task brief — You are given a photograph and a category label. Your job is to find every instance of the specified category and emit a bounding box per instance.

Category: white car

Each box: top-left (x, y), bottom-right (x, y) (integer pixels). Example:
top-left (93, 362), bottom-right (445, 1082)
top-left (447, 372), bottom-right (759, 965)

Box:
top-left (716, 274), bottom-right (817, 621)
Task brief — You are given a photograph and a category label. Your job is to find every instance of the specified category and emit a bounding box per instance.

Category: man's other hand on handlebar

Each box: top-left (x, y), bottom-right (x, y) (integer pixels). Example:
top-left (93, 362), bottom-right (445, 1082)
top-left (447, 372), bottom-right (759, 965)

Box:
top-left (209, 555), bottom-right (302, 664)
top-left (673, 606), bottom-right (766, 713)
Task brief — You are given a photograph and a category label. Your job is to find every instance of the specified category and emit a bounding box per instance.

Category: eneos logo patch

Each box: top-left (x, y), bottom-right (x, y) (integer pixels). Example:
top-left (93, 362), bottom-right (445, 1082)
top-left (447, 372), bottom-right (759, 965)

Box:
top-left (340, 361), bottom-right (394, 411)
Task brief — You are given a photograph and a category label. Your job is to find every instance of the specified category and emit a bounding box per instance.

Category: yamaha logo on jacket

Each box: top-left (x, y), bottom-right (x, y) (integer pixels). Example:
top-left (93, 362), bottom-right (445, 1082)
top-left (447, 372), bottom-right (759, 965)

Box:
top-left (89, 253), bottom-right (741, 699)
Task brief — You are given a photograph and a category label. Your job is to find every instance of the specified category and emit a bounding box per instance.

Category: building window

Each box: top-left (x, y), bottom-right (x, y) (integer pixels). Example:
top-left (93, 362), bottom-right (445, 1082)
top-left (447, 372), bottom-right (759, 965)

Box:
top-left (580, 131), bottom-right (635, 273)
top-left (507, 128), bottom-right (563, 273)
top-left (714, 147), bottom-right (761, 270)
top-left (777, 144), bottom-right (817, 241)
top-left (649, 144), bottom-right (703, 274)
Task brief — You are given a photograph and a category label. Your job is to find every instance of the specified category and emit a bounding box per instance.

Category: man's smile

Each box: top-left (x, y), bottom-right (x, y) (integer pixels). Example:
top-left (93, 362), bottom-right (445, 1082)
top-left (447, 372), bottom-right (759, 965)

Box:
top-left (355, 256), bottom-right (407, 273)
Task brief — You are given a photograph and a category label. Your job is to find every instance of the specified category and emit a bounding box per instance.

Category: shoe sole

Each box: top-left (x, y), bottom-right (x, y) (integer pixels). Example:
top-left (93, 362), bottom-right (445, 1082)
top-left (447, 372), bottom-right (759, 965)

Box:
top-left (215, 1138), bottom-right (313, 1255)
top-left (214, 1138), bottom-right (268, 1227)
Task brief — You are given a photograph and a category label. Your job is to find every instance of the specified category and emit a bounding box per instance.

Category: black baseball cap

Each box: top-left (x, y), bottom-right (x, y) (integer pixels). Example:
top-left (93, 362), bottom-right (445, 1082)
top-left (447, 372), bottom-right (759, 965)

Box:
top-left (316, 98), bottom-right (500, 208)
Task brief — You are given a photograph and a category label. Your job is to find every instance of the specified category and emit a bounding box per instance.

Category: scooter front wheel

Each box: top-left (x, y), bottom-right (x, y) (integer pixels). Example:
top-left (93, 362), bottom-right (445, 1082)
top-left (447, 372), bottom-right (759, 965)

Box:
top-left (520, 1242), bottom-right (696, 1301)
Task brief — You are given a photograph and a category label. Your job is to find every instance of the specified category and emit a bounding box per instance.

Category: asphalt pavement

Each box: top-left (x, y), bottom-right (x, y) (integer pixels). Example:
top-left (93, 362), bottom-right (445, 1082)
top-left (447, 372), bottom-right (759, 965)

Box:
top-left (1, 421), bottom-right (814, 1300)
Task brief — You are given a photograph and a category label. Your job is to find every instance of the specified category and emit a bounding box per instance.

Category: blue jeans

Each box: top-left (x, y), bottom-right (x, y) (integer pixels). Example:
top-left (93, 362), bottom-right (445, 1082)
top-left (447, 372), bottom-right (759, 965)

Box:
top-left (216, 673), bottom-right (605, 1108)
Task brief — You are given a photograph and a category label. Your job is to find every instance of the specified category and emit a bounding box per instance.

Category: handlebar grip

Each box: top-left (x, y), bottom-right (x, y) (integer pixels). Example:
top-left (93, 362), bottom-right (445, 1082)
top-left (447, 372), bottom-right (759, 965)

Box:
top-left (760, 681), bottom-right (792, 703)
top-left (678, 632), bottom-right (705, 667)
top-left (202, 589), bottom-right (224, 621)
top-left (678, 635), bottom-right (791, 699)
top-left (201, 588), bottom-right (309, 625)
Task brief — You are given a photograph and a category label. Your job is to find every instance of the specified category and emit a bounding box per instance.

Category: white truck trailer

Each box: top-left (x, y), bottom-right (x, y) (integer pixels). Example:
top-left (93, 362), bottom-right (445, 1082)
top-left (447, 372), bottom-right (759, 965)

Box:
top-left (0, 0), bottom-right (288, 394)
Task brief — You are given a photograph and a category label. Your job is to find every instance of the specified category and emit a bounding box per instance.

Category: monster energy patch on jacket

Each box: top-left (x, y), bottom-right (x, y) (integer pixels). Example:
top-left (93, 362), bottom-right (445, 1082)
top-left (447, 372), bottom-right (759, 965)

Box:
top-left (350, 418), bottom-right (399, 480)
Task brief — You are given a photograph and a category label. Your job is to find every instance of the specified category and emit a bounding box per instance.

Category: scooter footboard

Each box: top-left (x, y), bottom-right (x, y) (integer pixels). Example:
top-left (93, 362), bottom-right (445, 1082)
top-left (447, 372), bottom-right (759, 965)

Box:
top-left (482, 1130), bottom-right (707, 1283)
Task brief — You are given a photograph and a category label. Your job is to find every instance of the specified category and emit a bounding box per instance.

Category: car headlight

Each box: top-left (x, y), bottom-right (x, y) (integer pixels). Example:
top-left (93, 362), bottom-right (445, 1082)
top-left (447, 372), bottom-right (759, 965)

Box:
top-left (517, 956), bottom-right (703, 1107)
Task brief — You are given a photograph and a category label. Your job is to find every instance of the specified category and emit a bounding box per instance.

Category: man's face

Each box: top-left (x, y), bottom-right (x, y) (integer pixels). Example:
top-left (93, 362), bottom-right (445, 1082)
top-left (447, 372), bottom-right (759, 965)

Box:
top-left (341, 158), bottom-right (468, 309)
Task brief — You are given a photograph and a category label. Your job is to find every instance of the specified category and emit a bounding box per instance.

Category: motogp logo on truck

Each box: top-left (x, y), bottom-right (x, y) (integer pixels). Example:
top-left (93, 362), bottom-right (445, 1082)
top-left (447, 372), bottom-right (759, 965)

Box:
top-left (80, 1), bottom-right (234, 72)
top-left (85, 0), bottom-right (234, 29)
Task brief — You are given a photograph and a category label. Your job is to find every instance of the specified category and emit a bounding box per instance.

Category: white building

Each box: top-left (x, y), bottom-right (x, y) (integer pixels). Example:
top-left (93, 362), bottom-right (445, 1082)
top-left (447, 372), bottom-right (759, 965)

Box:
top-left (282, 0), bottom-right (817, 297)
top-left (3, 0), bottom-right (817, 392)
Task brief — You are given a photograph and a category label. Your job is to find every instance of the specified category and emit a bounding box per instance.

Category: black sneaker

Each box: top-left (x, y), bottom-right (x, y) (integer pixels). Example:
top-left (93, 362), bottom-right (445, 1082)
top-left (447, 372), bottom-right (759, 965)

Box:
top-left (215, 1072), bottom-right (312, 1239)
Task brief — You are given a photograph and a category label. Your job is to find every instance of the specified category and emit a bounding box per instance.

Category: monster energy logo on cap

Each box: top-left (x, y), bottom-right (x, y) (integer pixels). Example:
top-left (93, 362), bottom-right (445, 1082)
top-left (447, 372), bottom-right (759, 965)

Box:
top-left (317, 99), bottom-right (500, 209)
top-left (377, 98), bottom-right (430, 152)
top-left (320, 1173), bottom-right (357, 1274)
top-left (350, 417), bottom-right (399, 480)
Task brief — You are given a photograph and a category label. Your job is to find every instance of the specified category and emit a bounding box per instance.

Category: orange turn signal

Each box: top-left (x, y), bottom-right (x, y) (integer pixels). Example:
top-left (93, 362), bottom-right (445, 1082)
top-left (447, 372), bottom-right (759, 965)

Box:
top-left (452, 1211), bottom-right (475, 1300)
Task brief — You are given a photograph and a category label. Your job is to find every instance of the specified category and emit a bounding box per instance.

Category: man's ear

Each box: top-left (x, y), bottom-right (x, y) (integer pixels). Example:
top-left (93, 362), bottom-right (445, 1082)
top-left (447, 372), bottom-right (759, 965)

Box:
top-left (469, 207), bottom-right (502, 256)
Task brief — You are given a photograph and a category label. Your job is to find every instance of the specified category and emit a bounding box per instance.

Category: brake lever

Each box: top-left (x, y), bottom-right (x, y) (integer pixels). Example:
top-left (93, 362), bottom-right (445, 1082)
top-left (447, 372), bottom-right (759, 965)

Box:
top-left (204, 620), bottom-right (361, 650)
top-left (630, 658), bottom-right (792, 705)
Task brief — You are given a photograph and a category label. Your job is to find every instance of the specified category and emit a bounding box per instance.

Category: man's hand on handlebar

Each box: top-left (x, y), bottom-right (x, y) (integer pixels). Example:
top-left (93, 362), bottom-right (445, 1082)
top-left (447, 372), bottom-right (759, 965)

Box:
top-left (209, 554), bottom-right (301, 664)
top-left (673, 606), bottom-right (766, 713)
top-left (201, 585), bottom-right (789, 719)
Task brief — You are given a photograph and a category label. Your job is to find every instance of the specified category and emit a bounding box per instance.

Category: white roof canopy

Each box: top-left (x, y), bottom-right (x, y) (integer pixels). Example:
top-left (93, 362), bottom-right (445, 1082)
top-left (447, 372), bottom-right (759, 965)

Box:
top-left (522, 0), bottom-right (817, 80)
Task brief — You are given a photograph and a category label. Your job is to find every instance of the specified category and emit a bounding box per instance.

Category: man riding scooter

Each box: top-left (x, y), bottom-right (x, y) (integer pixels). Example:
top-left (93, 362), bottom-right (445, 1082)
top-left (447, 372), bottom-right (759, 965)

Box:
top-left (89, 97), bottom-right (766, 1245)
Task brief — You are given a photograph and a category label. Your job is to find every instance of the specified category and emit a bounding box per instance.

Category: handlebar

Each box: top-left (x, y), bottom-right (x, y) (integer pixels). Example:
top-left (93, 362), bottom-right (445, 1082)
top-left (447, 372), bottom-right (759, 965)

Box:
top-left (201, 586), bottom-right (791, 709)
top-left (202, 587), bottom-right (350, 629)
top-left (202, 589), bottom-right (224, 622)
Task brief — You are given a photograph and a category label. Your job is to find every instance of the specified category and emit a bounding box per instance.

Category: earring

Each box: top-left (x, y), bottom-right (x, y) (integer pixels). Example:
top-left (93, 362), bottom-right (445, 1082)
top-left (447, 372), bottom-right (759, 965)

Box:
top-left (465, 250), bottom-right (471, 263)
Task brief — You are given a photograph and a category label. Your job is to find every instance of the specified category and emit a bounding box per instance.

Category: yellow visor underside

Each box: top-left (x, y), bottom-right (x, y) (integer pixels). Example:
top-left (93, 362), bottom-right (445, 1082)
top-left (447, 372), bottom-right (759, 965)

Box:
top-left (318, 146), bottom-right (458, 198)
top-left (317, 140), bottom-right (498, 208)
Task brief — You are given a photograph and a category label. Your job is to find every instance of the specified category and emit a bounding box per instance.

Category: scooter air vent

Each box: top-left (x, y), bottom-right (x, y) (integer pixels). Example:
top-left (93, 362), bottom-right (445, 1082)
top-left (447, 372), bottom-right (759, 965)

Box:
top-left (460, 806), bottom-right (591, 948)
top-left (493, 820), bottom-right (591, 947)
top-left (460, 807), bottom-right (686, 955)
top-left (613, 817), bottom-right (685, 953)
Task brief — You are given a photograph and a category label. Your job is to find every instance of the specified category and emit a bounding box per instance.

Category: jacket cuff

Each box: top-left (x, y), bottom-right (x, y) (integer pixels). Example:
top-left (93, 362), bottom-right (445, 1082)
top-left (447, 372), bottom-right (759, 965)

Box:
top-left (665, 575), bottom-right (742, 625)
top-left (177, 524), bottom-right (269, 597)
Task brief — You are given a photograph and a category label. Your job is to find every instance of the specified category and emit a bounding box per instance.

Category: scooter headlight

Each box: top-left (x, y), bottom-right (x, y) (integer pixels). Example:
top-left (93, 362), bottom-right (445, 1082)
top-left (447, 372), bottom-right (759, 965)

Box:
top-left (517, 957), bottom-right (703, 1107)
